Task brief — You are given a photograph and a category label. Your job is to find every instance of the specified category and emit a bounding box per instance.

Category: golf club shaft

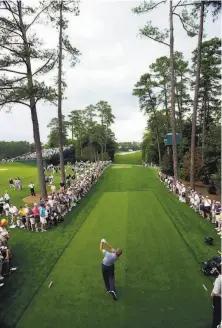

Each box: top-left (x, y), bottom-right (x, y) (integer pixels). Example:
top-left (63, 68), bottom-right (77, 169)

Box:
top-left (119, 259), bottom-right (127, 268)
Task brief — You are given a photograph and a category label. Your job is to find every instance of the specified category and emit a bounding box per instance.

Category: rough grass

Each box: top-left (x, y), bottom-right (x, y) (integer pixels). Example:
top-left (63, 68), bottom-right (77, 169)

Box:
top-left (114, 151), bottom-right (142, 165)
top-left (0, 163), bottom-right (74, 207)
top-left (0, 164), bottom-right (219, 327)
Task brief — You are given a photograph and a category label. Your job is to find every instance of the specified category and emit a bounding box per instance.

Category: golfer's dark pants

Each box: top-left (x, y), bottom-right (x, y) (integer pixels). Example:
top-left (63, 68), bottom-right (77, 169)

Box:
top-left (212, 296), bottom-right (221, 328)
top-left (30, 188), bottom-right (35, 196)
top-left (101, 264), bottom-right (116, 292)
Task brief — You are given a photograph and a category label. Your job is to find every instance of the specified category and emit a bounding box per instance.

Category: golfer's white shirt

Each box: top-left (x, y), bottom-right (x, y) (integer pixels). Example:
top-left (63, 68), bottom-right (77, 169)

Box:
top-left (102, 250), bottom-right (118, 266)
top-left (212, 275), bottom-right (222, 297)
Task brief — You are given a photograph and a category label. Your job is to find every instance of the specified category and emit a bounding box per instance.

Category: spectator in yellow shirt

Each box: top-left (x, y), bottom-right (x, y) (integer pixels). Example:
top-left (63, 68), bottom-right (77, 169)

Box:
top-left (18, 206), bottom-right (26, 228)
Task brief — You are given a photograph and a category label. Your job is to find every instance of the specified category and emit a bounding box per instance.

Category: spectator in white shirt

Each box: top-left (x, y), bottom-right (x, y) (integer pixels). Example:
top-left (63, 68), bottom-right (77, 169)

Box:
top-left (28, 182), bottom-right (36, 196)
top-left (211, 200), bottom-right (216, 223)
top-left (4, 192), bottom-right (10, 204)
top-left (204, 196), bottom-right (212, 220)
top-left (9, 205), bottom-right (18, 228)
top-left (3, 202), bottom-right (10, 218)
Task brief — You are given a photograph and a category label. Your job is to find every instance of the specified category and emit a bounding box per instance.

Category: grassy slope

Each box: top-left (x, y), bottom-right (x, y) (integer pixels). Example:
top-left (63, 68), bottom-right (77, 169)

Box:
top-left (114, 151), bottom-right (142, 165)
top-left (12, 166), bottom-right (220, 328)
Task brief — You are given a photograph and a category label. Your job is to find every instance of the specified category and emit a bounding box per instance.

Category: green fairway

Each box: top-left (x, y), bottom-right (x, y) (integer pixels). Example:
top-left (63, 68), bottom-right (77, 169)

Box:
top-left (0, 165), bottom-right (220, 327)
top-left (114, 151), bottom-right (142, 165)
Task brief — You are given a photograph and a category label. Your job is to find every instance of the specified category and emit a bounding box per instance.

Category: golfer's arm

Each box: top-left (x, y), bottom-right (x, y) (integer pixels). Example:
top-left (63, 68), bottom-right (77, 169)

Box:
top-left (100, 242), bottom-right (104, 253)
top-left (106, 242), bottom-right (115, 252)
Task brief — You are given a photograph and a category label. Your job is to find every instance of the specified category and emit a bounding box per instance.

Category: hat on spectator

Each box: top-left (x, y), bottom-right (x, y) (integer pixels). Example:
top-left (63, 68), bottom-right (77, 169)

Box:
top-left (1, 219), bottom-right (7, 226)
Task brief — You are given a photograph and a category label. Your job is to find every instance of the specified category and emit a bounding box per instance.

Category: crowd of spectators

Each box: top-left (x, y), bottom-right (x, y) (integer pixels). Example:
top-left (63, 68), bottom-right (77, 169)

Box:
top-left (0, 161), bottom-right (110, 287)
top-left (159, 172), bottom-right (222, 238)
top-left (0, 161), bottom-right (110, 232)
top-left (0, 146), bottom-right (73, 162)
top-left (0, 219), bottom-right (17, 287)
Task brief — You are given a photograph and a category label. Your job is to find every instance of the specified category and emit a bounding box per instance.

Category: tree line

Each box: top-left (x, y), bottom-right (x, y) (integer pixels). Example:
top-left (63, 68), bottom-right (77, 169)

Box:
top-left (0, 141), bottom-right (35, 160)
top-left (132, 0), bottom-right (221, 189)
top-left (117, 142), bottom-right (142, 152)
top-left (0, 1), bottom-right (117, 199)
top-left (45, 100), bottom-right (117, 161)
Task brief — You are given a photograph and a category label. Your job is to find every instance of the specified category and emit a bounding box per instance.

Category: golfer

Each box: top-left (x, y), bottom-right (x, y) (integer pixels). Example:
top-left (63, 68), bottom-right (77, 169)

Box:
top-left (100, 239), bottom-right (122, 301)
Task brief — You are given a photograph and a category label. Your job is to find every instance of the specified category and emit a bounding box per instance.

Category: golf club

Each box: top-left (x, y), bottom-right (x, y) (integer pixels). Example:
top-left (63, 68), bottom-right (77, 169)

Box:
top-left (119, 259), bottom-right (128, 271)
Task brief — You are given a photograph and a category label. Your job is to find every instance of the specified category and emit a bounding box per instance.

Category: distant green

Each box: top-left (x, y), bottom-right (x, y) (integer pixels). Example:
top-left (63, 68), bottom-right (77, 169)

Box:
top-left (114, 151), bottom-right (142, 165)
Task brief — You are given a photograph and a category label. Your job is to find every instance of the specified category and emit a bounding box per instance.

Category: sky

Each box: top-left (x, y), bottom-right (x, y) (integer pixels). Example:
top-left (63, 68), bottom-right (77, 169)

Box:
top-left (0, 0), bottom-right (221, 143)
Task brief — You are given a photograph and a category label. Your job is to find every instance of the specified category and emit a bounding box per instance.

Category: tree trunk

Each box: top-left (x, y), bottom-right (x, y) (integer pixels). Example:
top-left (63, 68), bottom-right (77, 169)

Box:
top-left (153, 110), bottom-right (161, 166)
top-left (202, 97), bottom-right (206, 164)
top-left (93, 147), bottom-right (96, 162)
top-left (164, 84), bottom-right (170, 131)
top-left (169, 0), bottom-right (178, 182)
top-left (18, 1), bottom-right (47, 198)
top-left (190, 1), bottom-right (204, 189)
top-left (80, 145), bottom-right (83, 158)
top-left (101, 145), bottom-right (104, 161)
top-left (58, 1), bottom-right (66, 185)
top-left (104, 125), bottom-right (108, 153)
top-left (175, 84), bottom-right (183, 168)
top-left (156, 129), bottom-right (161, 167)
top-left (175, 84), bottom-right (183, 138)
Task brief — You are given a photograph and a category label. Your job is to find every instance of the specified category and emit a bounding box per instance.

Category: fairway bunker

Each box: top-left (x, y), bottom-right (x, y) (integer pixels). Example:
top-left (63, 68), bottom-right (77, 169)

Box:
top-left (0, 169), bottom-right (8, 171)
top-left (23, 194), bottom-right (40, 204)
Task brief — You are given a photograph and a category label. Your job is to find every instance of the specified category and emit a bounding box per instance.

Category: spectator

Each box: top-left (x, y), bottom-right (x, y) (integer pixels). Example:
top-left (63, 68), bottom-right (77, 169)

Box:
top-left (158, 170), bottom-right (222, 241)
top-left (39, 205), bottom-right (47, 232)
top-left (29, 182), bottom-right (36, 196)
top-left (25, 204), bottom-right (32, 230)
top-left (8, 178), bottom-right (14, 190)
top-left (4, 191), bottom-right (10, 204)
top-left (204, 196), bottom-right (212, 220)
top-left (9, 204), bottom-right (18, 228)
top-left (211, 266), bottom-right (221, 328)
top-left (0, 219), bottom-right (10, 246)
top-left (211, 200), bottom-right (216, 224)
top-left (3, 202), bottom-right (9, 218)
top-left (0, 195), bottom-right (4, 217)
top-left (32, 203), bottom-right (40, 232)
top-left (18, 206), bottom-right (26, 228)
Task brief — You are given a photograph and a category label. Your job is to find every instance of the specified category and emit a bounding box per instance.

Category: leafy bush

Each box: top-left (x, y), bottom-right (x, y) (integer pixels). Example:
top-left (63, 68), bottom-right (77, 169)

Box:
top-left (181, 149), bottom-right (203, 181)
top-left (161, 151), bottom-right (173, 175)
